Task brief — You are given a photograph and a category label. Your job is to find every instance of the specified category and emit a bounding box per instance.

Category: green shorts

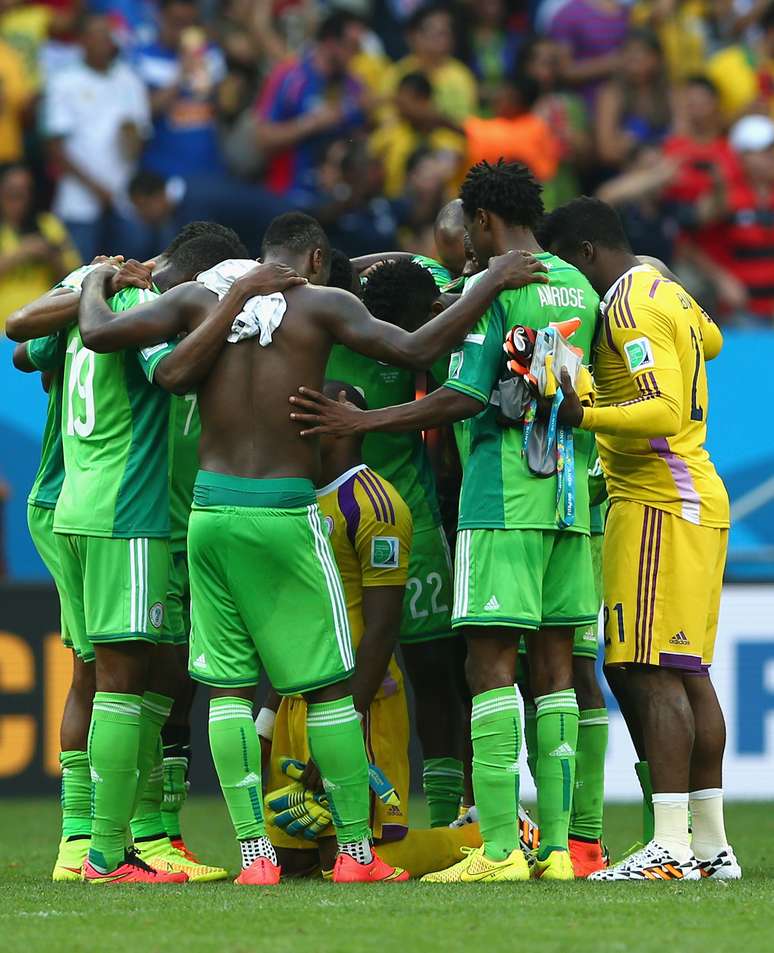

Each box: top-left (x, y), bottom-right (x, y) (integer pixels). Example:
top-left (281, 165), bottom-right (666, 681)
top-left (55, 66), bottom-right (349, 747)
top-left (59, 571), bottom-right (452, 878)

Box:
top-left (161, 549), bottom-right (190, 646)
top-left (55, 533), bottom-right (169, 660)
top-left (400, 524), bottom-right (455, 644)
top-left (187, 471), bottom-right (354, 695)
top-left (28, 503), bottom-right (74, 653)
top-left (452, 527), bottom-right (598, 631)
top-left (572, 533), bottom-right (604, 660)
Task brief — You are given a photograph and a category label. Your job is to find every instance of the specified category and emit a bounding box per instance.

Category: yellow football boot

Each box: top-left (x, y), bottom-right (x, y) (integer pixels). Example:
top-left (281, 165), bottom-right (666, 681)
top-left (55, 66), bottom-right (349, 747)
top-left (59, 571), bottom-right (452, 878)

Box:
top-left (421, 846), bottom-right (530, 883)
top-left (532, 849), bottom-right (575, 881)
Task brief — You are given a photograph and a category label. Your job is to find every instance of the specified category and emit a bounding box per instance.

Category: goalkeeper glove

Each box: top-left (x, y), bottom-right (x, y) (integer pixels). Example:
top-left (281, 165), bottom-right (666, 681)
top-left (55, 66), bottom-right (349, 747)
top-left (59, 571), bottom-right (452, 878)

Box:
top-left (265, 757), bottom-right (332, 841)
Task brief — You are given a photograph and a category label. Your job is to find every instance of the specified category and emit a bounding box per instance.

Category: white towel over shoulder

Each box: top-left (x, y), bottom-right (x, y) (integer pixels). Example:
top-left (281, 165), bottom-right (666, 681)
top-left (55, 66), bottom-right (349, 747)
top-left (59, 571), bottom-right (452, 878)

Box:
top-left (196, 258), bottom-right (287, 346)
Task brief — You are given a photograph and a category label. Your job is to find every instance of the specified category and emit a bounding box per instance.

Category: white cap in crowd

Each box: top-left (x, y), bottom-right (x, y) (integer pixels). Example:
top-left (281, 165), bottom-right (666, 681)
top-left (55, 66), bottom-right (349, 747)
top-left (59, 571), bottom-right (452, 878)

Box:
top-left (729, 114), bottom-right (774, 153)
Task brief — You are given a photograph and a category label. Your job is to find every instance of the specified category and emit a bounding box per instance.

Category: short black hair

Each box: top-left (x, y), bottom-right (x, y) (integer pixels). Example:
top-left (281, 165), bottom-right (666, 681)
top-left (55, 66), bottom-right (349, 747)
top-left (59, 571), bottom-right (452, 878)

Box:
top-left (362, 259), bottom-right (440, 331)
top-left (129, 170), bottom-right (165, 197)
top-left (168, 232), bottom-right (249, 275)
top-left (316, 9), bottom-right (361, 41)
top-left (407, 3), bottom-right (451, 33)
top-left (398, 71), bottom-right (433, 98)
top-left (537, 196), bottom-right (631, 256)
top-left (323, 379), bottom-right (368, 411)
top-left (684, 74), bottom-right (719, 97)
top-left (261, 212), bottom-right (331, 271)
top-left (165, 221), bottom-right (246, 256)
top-left (328, 248), bottom-right (356, 293)
top-left (459, 159), bottom-right (544, 230)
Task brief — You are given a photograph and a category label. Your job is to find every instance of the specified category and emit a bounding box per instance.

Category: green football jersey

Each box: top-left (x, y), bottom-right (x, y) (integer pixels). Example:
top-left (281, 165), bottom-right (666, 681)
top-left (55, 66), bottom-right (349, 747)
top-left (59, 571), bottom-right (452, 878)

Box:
top-left (27, 331), bottom-right (68, 509)
top-left (168, 392), bottom-right (200, 552)
top-left (412, 254), bottom-right (453, 290)
top-left (325, 346), bottom-right (442, 532)
top-left (444, 253), bottom-right (600, 533)
top-left (54, 286), bottom-right (175, 538)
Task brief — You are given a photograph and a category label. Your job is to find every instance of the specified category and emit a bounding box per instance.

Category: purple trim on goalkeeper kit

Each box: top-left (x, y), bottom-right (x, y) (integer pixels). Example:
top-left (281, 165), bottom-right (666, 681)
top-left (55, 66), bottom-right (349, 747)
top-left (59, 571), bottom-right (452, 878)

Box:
top-left (658, 651), bottom-right (707, 673)
top-left (338, 478), bottom-right (361, 548)
top-left (649, 437), bottom-right (702, 524)
top-left (379, 824), bottom-right (409, 843)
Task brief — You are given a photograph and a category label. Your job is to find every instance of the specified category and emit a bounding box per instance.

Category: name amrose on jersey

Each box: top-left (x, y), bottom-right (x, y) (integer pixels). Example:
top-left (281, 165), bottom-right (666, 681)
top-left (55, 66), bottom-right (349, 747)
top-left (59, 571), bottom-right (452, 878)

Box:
top-left (537, 285), bottom-right (587, 309)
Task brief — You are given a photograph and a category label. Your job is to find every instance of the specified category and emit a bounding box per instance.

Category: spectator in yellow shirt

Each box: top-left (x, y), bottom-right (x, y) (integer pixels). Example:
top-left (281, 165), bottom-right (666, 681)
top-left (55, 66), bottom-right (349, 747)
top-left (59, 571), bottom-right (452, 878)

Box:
top-left (0, 0), bottom-right (54, 91)
top-left (0, 164), bottom-right (81, 332)
top-left (383, 5), bottom-right (478, 123)
top-left (370, 72), bottom-right (464, 198)
top-left (0, 36), bottom-right (30, 163)
top-left (706, 3), bottom-right (774, 121)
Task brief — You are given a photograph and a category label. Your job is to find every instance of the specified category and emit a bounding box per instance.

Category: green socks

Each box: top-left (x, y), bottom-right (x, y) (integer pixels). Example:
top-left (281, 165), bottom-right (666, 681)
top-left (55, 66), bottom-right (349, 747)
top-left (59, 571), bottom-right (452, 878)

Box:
top-left (130, 692), bottom-right (173, 840)
top-left (161, 724), bottom-right (191, 840)
top-left (535, 689), bottom-right (579, 859)
top-left (635, 760), bottom-right (655, 843)
top-left (60, 749), bottom-right (91, 840)
top-left (523, 699), bottom-right (537, 783)
top-left (306, 696), bottom-right (370, 845)
top-left (208, 697), bottom-right (266, 840)
top-left (471, 687), bottom-right (521, 861)
top-left (569, 707), bottom-right (608, 841)
top-left (87, 692), bottom-right (142, 872)
top-left (423, 757), bottom-right (465, 827)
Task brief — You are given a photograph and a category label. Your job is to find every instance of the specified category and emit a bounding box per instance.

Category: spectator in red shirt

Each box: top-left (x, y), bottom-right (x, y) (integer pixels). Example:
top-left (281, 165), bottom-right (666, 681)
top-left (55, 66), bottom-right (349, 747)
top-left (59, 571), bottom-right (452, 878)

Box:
top-left (718, 114), bottom-right (774, 323)
top-left (660, 75), bottom-right (742, 312)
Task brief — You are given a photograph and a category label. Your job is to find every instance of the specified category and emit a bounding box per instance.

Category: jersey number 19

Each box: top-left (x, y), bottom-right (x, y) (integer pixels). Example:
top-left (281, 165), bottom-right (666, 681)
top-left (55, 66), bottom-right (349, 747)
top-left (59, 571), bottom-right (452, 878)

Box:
top-left (66, 338), bottom-right (96, 438)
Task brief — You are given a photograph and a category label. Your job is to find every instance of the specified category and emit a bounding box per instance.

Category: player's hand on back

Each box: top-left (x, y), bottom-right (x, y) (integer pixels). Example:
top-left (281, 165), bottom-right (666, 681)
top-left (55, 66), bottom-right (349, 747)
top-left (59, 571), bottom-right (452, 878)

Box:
top-left (89, 254), bottom-right (124, 267)
top-left (488, 249), bottom-right (549, 291)
top-left (290, 387), bottom-right (363, 438)
top-left (233, 262), bottom-right (307, 300)
top-left (110, 259), bottom-right (155, 294)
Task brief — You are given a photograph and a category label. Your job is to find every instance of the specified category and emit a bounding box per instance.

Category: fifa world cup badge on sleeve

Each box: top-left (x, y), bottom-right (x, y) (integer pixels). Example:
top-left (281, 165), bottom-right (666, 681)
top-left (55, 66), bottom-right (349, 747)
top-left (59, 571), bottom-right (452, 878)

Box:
top-left (371, 537), bottom-right (400, 568)
top-left (623, 337), bottom-right (655, 373)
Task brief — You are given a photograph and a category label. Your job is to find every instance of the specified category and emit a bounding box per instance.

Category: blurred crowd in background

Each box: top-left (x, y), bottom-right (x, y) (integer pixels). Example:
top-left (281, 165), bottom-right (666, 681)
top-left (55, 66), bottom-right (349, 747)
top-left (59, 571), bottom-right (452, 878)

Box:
top-left (5, 0), bottom-right (774, 329)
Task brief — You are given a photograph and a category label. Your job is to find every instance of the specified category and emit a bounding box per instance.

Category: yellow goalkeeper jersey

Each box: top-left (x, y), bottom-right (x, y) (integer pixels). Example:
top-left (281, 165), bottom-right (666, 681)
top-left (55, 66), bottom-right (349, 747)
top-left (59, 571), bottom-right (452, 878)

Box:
top-left (317, 464), bottom-right (413, 699)
top-left (582, 264), bottom-right (729, 528)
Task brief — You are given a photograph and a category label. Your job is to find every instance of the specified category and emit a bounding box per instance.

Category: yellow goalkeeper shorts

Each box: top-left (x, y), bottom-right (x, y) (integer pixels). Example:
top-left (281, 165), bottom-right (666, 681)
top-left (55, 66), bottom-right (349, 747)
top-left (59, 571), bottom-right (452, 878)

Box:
top-left (602, 501), bottom-right (727, 672)
top-left (266, 686), bottom-right (410, 849)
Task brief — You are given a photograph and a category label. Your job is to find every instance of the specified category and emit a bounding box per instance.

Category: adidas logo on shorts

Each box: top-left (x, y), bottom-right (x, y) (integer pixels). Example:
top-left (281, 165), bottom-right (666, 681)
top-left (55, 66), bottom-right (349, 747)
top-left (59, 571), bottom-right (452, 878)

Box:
top-left (669, 631), bottom-right (689, 646)
top-left (548, 743), bottom-right (575, 758)
top-left (484, 595), bottom-right (501, 611)
top-left (193, 653), bottom-right (207, 669)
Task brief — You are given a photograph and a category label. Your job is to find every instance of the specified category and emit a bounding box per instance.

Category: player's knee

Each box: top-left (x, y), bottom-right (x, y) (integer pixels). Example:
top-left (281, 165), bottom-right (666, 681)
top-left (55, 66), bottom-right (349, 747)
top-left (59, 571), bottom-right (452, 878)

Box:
top-left (71, 658), bottom-right (96, 698)
top-left (573, 657), bottom-right (605, 709)
top-left (464, 652), bottom-right (512, 698)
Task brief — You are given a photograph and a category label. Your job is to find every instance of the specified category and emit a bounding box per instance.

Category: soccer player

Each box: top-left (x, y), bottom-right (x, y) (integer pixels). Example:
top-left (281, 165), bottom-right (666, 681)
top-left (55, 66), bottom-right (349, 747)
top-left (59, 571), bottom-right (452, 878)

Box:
top-left (327, 260), bottom-right (468, 828)
top-left (114, 211), bottom-right (544, 883)
top-left (51, 232), bottom-right (262, 884)
top-left (10, 259), bottom-right (136, 881)
top-left (290, 160), bottom-right (600, 882)
top-left (540, 196), bottom-right (740, 881)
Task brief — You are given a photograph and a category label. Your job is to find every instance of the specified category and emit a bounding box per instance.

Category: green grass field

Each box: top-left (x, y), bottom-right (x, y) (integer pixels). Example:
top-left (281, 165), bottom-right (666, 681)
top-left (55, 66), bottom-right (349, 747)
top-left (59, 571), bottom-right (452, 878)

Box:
top-left (2, 798), bottom-right (772, 953)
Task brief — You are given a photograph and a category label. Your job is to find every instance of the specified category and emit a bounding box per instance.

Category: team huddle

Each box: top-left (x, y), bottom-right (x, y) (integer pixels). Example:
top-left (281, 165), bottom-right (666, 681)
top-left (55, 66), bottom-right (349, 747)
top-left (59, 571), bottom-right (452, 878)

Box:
top-left (8, 158), bottom-right (741, 885)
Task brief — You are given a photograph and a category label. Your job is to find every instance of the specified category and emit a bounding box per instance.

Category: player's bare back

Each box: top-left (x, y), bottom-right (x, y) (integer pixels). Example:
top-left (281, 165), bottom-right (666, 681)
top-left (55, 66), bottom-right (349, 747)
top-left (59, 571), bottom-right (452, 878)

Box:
top-left (197, 284), bottom-right (334, 484)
